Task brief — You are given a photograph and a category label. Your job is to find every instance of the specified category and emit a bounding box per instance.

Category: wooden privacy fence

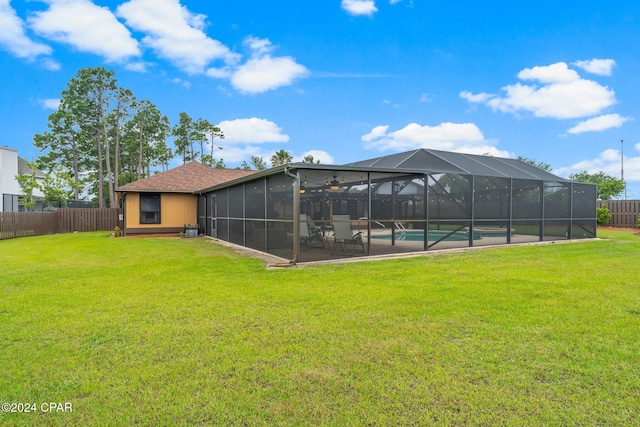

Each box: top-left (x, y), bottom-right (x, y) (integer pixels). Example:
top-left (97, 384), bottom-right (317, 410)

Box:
top-left (598, 200), bottom-right (640, 228)
top-left (0, 208), bottom-right (122, 240)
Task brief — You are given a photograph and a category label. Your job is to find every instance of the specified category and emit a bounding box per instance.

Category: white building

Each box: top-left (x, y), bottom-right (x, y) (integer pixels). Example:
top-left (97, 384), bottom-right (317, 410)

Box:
top-left (0, 146), bottom-right (45, 212)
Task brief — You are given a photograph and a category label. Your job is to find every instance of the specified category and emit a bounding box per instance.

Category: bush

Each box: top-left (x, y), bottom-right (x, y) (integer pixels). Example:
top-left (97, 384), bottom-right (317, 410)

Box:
top-left (596, 207), bottom-right (611, 226)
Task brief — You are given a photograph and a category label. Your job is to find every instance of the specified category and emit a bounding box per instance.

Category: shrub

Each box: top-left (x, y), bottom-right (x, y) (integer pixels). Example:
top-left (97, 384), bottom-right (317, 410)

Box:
top-left (596, 207), bottom-right (611, 226)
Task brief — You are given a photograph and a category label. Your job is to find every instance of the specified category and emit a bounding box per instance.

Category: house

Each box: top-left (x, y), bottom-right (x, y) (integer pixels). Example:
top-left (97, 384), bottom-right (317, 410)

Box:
top-left (116, 162), bottom-right (254, 235)
top-left (0, 146), bottom-right (45, 212)
top-left (195, 148), bottom-right (597, 263)
top-left (115, 149), bottom-right (597, 263)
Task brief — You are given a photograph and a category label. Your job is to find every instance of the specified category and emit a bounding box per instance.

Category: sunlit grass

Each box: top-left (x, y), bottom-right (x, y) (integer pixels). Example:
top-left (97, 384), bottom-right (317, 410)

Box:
top-left (1, 229), bottom-right (639, 425)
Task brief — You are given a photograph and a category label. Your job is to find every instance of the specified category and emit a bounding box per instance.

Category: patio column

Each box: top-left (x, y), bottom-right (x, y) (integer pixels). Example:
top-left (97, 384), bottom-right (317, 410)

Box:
top-left (292, 170), bottom-right (301, 263)
top-left (367, 172), bottom-right (372, 255)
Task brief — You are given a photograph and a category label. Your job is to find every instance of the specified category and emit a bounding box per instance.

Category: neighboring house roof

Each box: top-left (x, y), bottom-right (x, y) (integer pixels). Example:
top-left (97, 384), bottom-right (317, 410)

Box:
top-left (18, 157), bottom-right (46, 179)
top-left (116, 161), bottom-right (255, 193)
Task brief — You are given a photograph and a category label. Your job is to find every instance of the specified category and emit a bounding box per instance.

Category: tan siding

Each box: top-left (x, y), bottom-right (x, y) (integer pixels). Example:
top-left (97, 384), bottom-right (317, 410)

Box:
top-left (125, 193), bottom-right (140, 229)
top-left (160, 193), bottom-right (198, 226)
top-left (125, 192), bottom-right (197, 229)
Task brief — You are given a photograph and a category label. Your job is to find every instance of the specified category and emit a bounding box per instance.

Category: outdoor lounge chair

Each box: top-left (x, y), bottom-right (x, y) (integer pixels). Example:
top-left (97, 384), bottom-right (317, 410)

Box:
top-left (300, 214), bottom-right (325, 249)
top-left (330, 214), bottom-right (365, 256)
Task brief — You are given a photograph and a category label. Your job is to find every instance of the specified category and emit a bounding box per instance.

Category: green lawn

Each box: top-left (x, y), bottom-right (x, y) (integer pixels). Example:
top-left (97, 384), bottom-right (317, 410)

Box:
top-left (1, 230), bottom-right (639, 426)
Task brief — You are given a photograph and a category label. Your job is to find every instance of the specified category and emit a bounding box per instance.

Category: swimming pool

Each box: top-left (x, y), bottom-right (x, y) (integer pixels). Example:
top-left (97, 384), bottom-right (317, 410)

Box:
top-left (371, 229), bottom-right (482, 242)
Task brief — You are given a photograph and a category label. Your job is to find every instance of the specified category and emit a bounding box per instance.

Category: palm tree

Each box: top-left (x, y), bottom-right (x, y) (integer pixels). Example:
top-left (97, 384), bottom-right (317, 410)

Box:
top-left (270, 149), bottom-right (293, 167)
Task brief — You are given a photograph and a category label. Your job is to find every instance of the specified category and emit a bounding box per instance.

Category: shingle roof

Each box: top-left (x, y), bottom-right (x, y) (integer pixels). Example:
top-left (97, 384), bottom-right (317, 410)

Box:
top-left (116, 161), bottom-right (255, 193)
top-left (18, 157), bottom-right (46, 178)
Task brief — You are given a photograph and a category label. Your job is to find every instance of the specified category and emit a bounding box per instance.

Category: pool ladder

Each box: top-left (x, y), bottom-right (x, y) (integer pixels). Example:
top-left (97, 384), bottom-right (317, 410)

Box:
top-left (394, 222), bottom-right (407, 240)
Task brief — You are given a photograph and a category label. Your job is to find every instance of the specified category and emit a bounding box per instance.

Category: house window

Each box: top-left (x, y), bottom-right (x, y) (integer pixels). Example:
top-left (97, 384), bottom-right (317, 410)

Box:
top-left (3, 194), bottom-right (20, 212)
top-left (140, 193), bottom-right (161, 224)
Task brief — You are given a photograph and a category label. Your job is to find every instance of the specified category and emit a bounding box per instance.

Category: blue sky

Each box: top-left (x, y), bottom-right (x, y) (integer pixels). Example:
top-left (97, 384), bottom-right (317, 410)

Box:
top-left (1, 0), bottom-right (639, 198)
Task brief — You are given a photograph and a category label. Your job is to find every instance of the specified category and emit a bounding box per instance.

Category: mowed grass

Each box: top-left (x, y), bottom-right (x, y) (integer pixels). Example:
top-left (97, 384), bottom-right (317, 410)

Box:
top-left (1, 230), bottom-right (639, 426)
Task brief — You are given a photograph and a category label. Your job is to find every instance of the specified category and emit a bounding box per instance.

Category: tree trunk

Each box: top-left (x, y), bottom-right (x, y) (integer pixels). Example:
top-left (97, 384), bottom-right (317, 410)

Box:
top-left (138, 120), bottom-right (145, 179)
top-left (114, 114), bottom-right (120, 193)
top-left (71, 134), bottom-right (80, 200)
top-left (97, 132), bottom-right (104, 208)
top-left (102, 114), bottom-right (115, 208)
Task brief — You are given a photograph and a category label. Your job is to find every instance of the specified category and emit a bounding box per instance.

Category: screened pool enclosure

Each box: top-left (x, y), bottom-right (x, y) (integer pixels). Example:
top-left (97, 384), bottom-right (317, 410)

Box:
top-left (198, 149), bottom-right (597, 263)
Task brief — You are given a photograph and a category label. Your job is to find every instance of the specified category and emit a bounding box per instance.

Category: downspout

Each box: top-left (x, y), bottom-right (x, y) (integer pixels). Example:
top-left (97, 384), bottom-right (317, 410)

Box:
top-left (284, 166), bottom-right (300, 264)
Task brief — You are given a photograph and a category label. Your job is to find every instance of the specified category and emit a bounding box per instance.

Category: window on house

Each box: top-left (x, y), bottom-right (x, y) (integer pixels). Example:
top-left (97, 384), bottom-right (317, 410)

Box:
top-left (140, 193), bottom-right (161, 224)
top-left (3, 194), bottom-right (20, 212)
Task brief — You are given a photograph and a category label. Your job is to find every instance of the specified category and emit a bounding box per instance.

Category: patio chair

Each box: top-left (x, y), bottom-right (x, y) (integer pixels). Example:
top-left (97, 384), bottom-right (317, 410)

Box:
top-left (300, 214), bottom-right (325, 249)
top-left (330, 215), bottom-right (365, 256)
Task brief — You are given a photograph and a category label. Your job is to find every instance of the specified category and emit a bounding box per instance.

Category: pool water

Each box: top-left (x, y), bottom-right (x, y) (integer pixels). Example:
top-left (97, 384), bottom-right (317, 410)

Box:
top-left (371, 229), bottom-right (481, 242)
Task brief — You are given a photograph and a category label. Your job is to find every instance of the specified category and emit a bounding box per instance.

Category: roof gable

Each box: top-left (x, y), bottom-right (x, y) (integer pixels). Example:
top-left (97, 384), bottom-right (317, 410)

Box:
top-left (18, 157), bottom-right (46, 178)
top-left (116, 162), bottom-right (255, 193)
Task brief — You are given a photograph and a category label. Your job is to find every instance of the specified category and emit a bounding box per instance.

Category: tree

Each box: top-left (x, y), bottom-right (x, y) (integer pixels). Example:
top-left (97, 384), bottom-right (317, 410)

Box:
top-left (35, 67), bottom-right (177, 207)
top-left (569, 171), bottom-right (625, 200)
top-left (61, 67), bottom-right (119, 208)
top-left (126, 99), bottom-right (171, 179)
top-left (33, 102), bottom-right (86, 199)
top-left (172, 112), bottom-right (197, 163)
top-left (241, 156), bottom-right (268, 171)
top-left (302, 154), bottom-right (320, 164)
top-left (196, 118), bottom-right (225, 167)
top-left (517, 156), bottom-right (551, 172)
top-left (15, 161), bottom-right (40, 211)
top-left (40, 166), bottom-right (83, 210)
top-left (107, 87), bottom-right (135, 193)
top-left (85, 68), bottom-right (117, 207)
top-left (270, 149), bottom-right (293, 167)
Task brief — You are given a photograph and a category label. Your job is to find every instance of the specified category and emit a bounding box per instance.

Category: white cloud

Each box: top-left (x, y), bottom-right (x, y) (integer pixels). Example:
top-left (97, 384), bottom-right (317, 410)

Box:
top-left (169, 77), bottom-right (191, 89)
top-left (362, 125), bottom-right (389, 142)
top-left (231, 55), bottom-right (309, 94)
top-left (40, 57), bottom-right (61, 71)
top-left (217, 118), bottom-right (289, 144)
top-left (342, 0), bottom-right (378, 16)
top-left (125, 61), bottom-right (148, 73)
top-left (205, 118), bottom-right (293, 164)
top-left (295, 150), bottom-right (335, 164)
top-left (573, 58), bottom-right (616, 76)
top-left (0, 0), bottom-right (52, 59)
top-left (197, 120), bottom-right (299, 165)
top-left (462, 62), bottom-right (616, 119)
top-left (8, 1), bottom-right (306, 94)
top-left (459, 90), bottom-right (494, 103)
top-left (517, 62), bottom-right (580, 83)
top-left (419, 93), bottom-right (433, 102)
top-left (566, 114), bottom-right (630, 135)
top-left (229, 37), bottom-right (309, 94)
top-left (554, 148), bottom-right (640, 183)
top-left (116, 0), bottom-right (239, 74)
top-left (212, 145), bottom-right (265, 164)
top-left (29, 0), bottom-right (140, 63)
top-left (243, 36), bottom-right (272, 57)
top-left (360, 122), bottom-right (509, 156)
top-left (205, 67), bottom-right (231, 79)
top-left (40, 98), bottom-right (60, 109)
